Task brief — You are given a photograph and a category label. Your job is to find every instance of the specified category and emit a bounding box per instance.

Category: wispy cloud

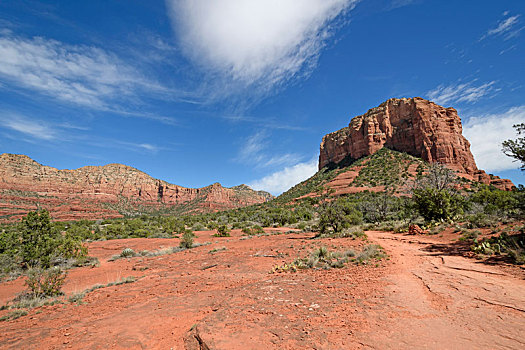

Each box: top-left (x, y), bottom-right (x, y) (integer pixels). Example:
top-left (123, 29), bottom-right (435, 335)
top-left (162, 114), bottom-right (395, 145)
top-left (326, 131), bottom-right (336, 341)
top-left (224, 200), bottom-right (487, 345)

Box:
top-left (0, 111), bottom-right (163, 154)
top-left (249, 158), bottom-right (318, 195)
top-left (222, 115), bottom-right (306, 131)
top-left (112, 140), bottom-right (162, 154)
top-left (0, 32), bottom-right (188, 120)
top-left (0, 113), bottom-right (58, 140)
top-left (463, 106), bottom-right (525, 172)
top-left (481, 12), bottom-right (523, 41)
top-left (388, 0), bottom-right (420, 10)
top-left (427, 80), bottom-right (499, 105)
top-left (235, 131), bottom-right (302, 168)
top-left (166, 0), bottom-right (358, 99)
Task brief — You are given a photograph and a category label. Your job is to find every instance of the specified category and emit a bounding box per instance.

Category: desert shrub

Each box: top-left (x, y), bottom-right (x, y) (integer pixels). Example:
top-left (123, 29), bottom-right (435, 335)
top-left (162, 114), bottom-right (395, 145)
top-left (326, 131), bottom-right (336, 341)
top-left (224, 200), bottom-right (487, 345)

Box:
top-left (465, 212), bottom-right (497, 228)
top-left (354, 244), bottom-right (387, 265)
top-left (215, 225), bottom-right (231, 237)
top-left (179, 230), bottom-right (194, 249)
top-left (208, 246), bottom-right (227, 254)
top-left (429, 224), bottom-right (446, 235)
top-left (271, 244), bottom-right (386, 273)
top-left (0, 310), bottom-right (28, 322)
top-left (25, 268), bottom-right (66, 298)
top-left (472, 232), bottom-right (525, 264)
top-left (459, 230), bottom-right (480, 242)
top-left (412, 188), bottom-right (465, 222)
top-left (120, 248), bottom-right (137, 258)
top-left (318, 198), bottom-right (363, 234)
top-left (192, 223), bottom-right (207, 231)
top-left (242, 225), bottom-right (264, 235)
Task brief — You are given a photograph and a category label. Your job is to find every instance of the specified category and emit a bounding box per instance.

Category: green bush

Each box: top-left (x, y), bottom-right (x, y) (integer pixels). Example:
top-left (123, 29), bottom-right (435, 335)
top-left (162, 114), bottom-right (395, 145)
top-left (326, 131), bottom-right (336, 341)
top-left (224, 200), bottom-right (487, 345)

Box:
top-left (179, 230), bottom-right (194, 249)
top-left (412, 188), bottom-right (464, 222)
top-left (25, 267), bottom-right (67, 298)
top-left (318, 198), bottom-right (363, 234)
top-left (19, 210), bottom-right (61, 268)
top-left (215, 225), bottom-right (231, 237)
top-left (120, 248), bottom-right (136, 258)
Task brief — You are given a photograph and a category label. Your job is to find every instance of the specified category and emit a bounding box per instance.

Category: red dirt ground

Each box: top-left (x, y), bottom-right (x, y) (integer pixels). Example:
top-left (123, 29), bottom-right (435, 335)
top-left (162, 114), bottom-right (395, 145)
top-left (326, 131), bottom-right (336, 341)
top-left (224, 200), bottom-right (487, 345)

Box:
top-left (1, 227), bottom-right (524, 349)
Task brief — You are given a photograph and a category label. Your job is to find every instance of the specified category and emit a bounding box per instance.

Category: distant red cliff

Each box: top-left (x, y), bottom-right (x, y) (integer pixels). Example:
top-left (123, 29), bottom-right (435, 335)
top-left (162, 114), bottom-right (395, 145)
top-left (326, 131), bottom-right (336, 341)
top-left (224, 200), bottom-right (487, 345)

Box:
top-left (0, 154), bottom-right (273, 222)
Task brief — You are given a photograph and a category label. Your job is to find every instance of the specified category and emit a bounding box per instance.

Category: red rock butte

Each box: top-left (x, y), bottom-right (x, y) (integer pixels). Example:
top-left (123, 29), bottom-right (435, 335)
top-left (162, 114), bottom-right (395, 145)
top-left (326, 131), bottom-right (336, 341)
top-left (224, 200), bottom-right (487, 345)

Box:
top-left (0, 154), bottom-right (273, 222)
top-left (319, 97), bottom-right (514, 190)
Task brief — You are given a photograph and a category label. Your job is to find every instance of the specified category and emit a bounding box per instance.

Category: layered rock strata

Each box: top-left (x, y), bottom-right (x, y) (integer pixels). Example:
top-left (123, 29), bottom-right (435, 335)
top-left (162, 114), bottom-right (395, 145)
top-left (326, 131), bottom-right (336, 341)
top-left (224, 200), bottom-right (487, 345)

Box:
top-left (0, 154), bottom-right (272, 221)
top-left (319, 97), bottom-right (514, 190)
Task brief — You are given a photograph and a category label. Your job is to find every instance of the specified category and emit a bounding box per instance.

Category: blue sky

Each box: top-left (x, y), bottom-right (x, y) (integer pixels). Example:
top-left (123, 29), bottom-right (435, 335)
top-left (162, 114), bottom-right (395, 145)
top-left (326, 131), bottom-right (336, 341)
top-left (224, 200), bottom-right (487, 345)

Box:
top-left (0, 0), bottom-right (523, 195)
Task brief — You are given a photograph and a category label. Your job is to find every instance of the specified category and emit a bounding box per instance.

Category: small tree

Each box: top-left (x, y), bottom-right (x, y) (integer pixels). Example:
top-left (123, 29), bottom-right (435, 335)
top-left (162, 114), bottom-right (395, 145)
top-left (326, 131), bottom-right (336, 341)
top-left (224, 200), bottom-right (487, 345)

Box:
top-left (318, 198), bottom-right (363, 234)
top-left (412, 187), bottom-right (464, 222)
top-left (410, 163), bottom-right (465, 222)
top-left (19, 210), bottom-right (60, 268)
top-left (502, 123), bottom-right (525, 171)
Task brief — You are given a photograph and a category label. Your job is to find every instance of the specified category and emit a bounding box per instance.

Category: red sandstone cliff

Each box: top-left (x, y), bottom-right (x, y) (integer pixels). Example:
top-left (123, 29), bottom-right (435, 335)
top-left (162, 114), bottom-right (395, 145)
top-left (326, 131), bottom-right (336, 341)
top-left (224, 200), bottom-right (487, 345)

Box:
top-left (319, 97), bottom-right (514, 190)
top-left (0, 154), bottom-right (273, 222)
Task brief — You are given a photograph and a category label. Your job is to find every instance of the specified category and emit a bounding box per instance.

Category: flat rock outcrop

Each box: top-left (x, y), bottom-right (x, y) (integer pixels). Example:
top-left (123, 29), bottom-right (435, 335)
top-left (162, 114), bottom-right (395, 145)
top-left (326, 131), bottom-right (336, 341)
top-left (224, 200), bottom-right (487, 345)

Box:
top-left (0, 154), bottom-right (273, 222)
top-left (319, 97), bottom-right (514, 190)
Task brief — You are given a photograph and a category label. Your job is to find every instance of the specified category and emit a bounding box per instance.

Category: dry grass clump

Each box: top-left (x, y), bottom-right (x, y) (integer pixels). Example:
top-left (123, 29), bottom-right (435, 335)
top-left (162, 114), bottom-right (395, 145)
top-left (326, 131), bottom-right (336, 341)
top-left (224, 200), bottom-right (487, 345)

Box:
top-left (270, 244), bottom-right (387, 273)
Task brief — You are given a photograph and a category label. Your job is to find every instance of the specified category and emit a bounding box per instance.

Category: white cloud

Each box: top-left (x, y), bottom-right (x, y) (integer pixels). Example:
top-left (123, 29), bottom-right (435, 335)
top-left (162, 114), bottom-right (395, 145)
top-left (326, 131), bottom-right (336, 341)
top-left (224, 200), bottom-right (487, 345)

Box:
top-left (249, 158), bottom-right (318, 195)
top-left (0, 33), bottom-right (166, 109)
top-left (427, 80), bottom-right (499, 105)
top-left (389, 0), bottom-right (419, 10)
top-left (236, 130), bottom-right (302, 168)
top-left (0, 113), bottom-right (57, 140)
top-left (166, 0), bottom-right (357, 96)
top-left (0, 112), bottom-right (162, 154)
top-left (481, 13), bottom-right (522, 41)
top-left (463, 106), bottom-right (525, 172)
top-left (137, 143), bottom-right (159, 152)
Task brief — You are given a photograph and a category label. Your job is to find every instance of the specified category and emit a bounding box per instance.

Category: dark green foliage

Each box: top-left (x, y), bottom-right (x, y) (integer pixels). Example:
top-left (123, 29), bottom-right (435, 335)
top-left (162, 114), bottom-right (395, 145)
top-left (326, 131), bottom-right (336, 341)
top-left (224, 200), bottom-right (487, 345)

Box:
top-left (0, 210), bottom-right (90, 279)
top-left (215, 225), bottom-right (231, 237)
top-left (469, 186), bottom-right (522, 218)
top-left (412, 187), bottom-right (465, 222)
top-left (318, 198), bottom-right (363, 234)
top-left (19, 210), bottom-right (59, 268)
top-left (242, 225), bottom-right (265, 235)
top-left (356, 191), bottom-right (409, 223)
top-left (502, 123), bottom-right (525, 171)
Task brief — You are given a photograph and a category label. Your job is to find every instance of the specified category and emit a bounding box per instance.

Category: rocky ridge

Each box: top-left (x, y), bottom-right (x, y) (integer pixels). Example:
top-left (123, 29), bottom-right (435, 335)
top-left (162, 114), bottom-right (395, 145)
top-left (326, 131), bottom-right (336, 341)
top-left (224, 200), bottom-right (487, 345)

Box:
top-left (319, 97), bottom-right (514, 190)
top-left (0, 154), bottom-right (272, 222)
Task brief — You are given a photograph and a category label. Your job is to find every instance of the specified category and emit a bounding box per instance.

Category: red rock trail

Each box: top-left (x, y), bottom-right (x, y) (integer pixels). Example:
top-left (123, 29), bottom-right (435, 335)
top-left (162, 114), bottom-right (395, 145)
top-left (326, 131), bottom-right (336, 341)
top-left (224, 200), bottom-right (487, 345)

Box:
top-left (357, 230), bottom-right (525, 349)
top-left (0, 228), bottom-right (524, 349)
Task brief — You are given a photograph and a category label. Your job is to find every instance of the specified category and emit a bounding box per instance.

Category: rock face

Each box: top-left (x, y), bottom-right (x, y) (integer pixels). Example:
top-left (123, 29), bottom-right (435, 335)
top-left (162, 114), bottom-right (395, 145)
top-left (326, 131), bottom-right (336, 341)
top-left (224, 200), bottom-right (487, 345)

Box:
top-left (0, 154), bottom-right (273, 222)
top-left (319, 97), bottom-right (514, 190)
